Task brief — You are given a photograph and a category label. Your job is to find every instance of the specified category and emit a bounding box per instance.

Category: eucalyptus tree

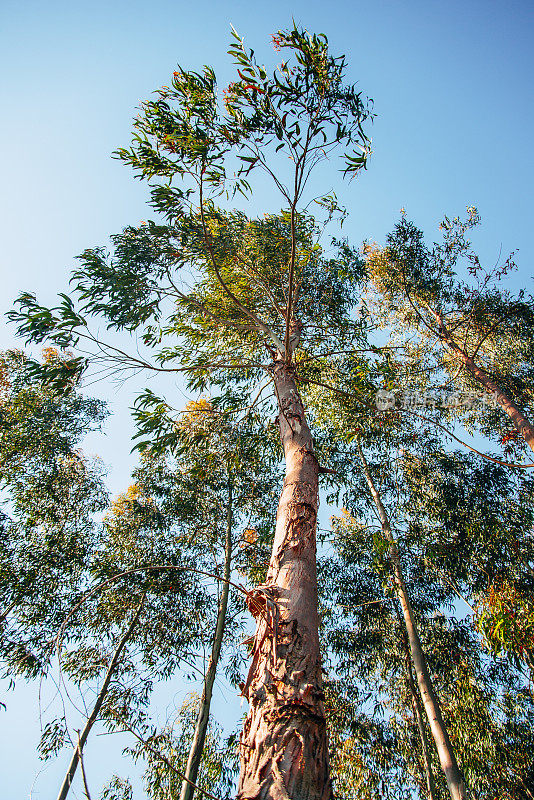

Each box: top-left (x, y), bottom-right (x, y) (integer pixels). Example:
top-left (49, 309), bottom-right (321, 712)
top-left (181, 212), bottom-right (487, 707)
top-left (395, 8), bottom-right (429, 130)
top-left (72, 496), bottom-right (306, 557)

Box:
top-left (354, 441), bottom-right (468, 800)
top-left (300, 355), bottom-right (467, 800)
top-left (303, 346), bottom-right (534, 799)
top-left (132, 397), bottom-right (280, 800)
top-left (364, 210), bottom-right (534, 456)
top-left (321, 485), bottom-right (534, 800)
top-left (10, 23), bottom-right (373, 798)
top-left (0, 351), bottom-right (236, 796)
top-left (0, 348), bottom-right (108, 679)
top-left (51, 497), bottom-right (208, 800)
top-left (51, 395), bottom-right (280, 799)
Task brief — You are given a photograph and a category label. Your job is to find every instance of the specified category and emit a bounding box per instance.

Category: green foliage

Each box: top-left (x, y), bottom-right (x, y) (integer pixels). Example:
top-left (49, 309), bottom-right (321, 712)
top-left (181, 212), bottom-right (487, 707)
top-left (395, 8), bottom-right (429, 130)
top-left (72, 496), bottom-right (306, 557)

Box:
top-left (325, 677), bottom-right (412, 800)
top-left (365, 210), bottom-right (534, 450)
top-left (101, 776), bottom-right (134, 800)
top-left (475, 579), bottom-right (534, 671)
top-left (130, 697), bottom-right (238, 799)
top-left (115, 24), bottom-right (372, 205)
top-left (306, 350), bottom-right (534, 798)
top-left (0, 349), bottom-right (108, 677)
top-left (9, 24), bottom-right (371, 407)
top-left (7, 20), bottom-right (534, 800)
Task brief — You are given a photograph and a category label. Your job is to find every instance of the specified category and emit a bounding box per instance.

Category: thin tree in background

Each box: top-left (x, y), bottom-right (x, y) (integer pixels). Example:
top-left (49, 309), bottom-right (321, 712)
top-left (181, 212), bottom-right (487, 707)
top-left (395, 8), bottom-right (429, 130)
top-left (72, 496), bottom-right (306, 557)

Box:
top-left (56, 595), bottom-right (146, 800)
top-left (365, 211), bottom-right (534, 455)
top-left (356, 440), bottom-right (468, 800)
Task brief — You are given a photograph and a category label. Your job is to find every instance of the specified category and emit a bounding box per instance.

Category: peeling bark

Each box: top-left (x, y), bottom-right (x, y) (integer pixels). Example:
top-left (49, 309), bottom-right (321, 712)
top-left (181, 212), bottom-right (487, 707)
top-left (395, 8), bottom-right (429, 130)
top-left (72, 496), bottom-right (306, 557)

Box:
top-left (238, 362), bottom-right (331, 800)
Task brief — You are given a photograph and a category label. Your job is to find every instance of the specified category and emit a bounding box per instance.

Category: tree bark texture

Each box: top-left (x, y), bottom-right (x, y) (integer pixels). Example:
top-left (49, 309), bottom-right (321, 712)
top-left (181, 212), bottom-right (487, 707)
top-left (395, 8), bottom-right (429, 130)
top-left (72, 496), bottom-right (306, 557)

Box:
top-left (401, 629), bottom-right (439, 800)
top-left (56, 596), bottom-right (145, 800)
top-left (238, 362), bottom-right (331, 800)
top-left (357, 442), bottom-right (468, 800)
top-left (462, 354), bottom-right (534, 453)
top-left (433, 310), bottom-right (534, 453)
top-left (180, 482), bottom-right (233, 800)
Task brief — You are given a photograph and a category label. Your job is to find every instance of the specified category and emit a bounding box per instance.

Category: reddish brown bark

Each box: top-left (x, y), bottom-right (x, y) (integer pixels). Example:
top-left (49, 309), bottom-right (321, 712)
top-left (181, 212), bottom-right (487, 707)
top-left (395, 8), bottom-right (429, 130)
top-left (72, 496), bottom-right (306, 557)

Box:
top-left (238, 361), bottom-right (331, 800)
top-left (433, 310), bottom-right (534, 453)
top-left (462, 354), bottom-right (534, 452)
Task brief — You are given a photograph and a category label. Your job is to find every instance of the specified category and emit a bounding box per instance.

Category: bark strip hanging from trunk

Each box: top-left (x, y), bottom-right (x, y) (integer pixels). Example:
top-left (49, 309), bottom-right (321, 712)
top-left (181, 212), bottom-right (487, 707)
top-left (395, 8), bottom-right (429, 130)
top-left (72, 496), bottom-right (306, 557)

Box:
top-left (56, 595), bottom-right (145, 800)
top-left (180, 482), bottom-right (233, 800)
top-left (357, 441), bottom-right (468, 800)
top-left (238, 361), bottom-right (331, 800)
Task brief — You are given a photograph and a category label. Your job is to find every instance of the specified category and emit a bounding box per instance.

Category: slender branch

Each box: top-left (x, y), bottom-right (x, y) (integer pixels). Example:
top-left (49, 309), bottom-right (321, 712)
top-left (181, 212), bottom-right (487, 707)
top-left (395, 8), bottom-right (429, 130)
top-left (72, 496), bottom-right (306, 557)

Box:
top-left (298, 375), bottom-right (534, 469)
top-left (235, 254), bottom-right (286, 319)
top-left (117, 720), bottom-right (226, 800)
top-left (55, 594), bottom-right (146, 800)
top-left (418, 556), bottom-right (476, 614)
top-left (409, 410), bottom-right (534, 470)
top-left (164, 265), bottom-right (260, 335)
top-left (198, 172), bottom-right (284, 352)
top-left (55, 564), bottom-right (264, 662)
top-left (284, 202), bottom-right (297, 362)
top-left (77, 733), bottom-right (92, 800)
top-left (0, 599), bottom-right (17, 624)
top-left (470, 316), bottom-right (503, 360)
top-left (398, 264), bottom-right (440, 338)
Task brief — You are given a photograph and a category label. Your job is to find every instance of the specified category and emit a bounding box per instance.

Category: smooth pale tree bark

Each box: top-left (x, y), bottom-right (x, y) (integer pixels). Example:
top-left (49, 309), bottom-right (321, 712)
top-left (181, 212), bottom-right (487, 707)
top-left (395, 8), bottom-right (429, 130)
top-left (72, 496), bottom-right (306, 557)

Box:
top-left (357, 442), bottom-right (468, 800)
top-left (56, 595), bottom-right (145, 800)
top-left (179, 482), bottom-right (233, 800)
top-left (0, 600), bottom-right (17, 625)
top-left (400, 626), bottom-right (439, 800)
top-left (432, 310), bottom-right (534, 453)
top-left (238, 361), bottom-right (331, 800)
top-left (77, 733), bottom-right (93, 800)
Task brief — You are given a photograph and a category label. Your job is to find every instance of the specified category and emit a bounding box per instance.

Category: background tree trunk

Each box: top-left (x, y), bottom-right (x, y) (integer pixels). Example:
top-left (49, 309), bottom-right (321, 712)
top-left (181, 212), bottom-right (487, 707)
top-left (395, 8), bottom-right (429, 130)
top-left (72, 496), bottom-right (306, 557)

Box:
top-left (238, 362), bottom-right (331, 800)
top-left (463, 354), bottom-right (534, 452)
top-left (179, 482), bottom-right (233, 800)
top-left (433, 310), bottom-right (534, 452)
top-left (357, 442), bottom-right (468, 800)
top-left (56, 595), bottom-right (145, 800)
top-left (401, 630), bottom-right (439, 800)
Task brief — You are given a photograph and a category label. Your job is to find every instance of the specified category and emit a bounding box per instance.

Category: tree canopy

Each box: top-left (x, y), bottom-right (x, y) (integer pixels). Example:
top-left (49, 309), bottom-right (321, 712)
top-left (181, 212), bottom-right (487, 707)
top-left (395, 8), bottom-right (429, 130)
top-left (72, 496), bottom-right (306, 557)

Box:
top-left (3, 21), bottom-right (534, 800)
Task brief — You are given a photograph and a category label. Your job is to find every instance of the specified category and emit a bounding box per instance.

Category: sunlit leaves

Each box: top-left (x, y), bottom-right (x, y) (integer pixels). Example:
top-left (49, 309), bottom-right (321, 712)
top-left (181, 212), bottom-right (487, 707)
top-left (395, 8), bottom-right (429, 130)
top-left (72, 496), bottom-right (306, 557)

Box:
top-left (476, 580), bottom-right (534, 669)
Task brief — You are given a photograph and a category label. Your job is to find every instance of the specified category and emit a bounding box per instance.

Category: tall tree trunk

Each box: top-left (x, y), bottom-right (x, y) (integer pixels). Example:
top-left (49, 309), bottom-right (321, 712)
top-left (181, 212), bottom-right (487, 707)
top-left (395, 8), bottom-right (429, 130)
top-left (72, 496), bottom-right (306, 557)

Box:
top-left (357, 442), bottom-right (468, 800)
top-left (0, 600), bottom-right (17, 625)
top-left (180, 482), bottom-right (233, 800)
top-left (238, 361), bottom-right (331, 800)
top-left (56, 595), bottom-right (145, 800)
top-left (433, 310), bottom-right (534, 453)
top-left (462, 354), bottom-right (534, 452)
top-left (400, 627), bottom-right (439, 800)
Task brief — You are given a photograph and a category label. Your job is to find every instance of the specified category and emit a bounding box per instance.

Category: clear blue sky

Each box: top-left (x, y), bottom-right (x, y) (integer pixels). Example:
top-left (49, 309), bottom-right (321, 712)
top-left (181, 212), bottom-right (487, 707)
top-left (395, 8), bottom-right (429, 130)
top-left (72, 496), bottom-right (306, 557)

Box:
top-left (1, 0), bottom-right (533, 796)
